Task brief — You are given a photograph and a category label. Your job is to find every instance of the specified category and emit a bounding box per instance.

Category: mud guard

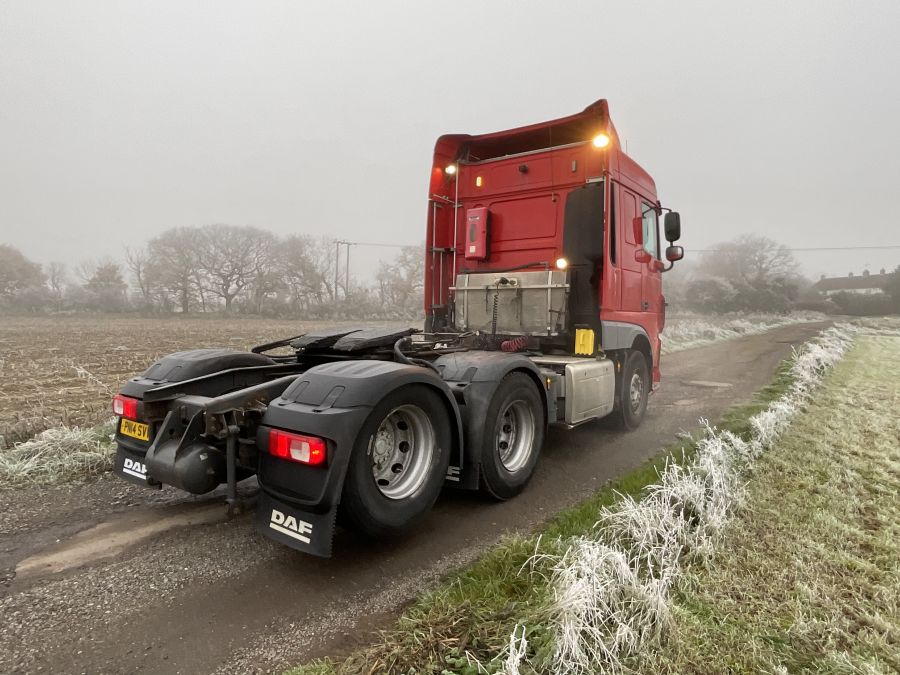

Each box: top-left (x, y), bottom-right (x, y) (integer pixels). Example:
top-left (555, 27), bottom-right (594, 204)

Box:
top-left (255, 360), bottom-right (463, 556)
top-left (433, 351), bottom-right (552, 490)
top-left (256, 491), bottom-right (339, 557)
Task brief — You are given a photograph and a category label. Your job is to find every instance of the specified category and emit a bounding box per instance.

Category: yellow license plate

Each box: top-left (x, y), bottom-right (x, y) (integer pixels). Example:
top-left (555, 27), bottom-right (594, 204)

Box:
top-left (120, 418), bottom-right (150, 441)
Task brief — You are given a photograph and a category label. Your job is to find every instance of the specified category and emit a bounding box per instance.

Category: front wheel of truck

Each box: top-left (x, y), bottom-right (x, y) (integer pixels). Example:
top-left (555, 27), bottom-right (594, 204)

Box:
top-left (611, 350), bottom-right (650, 431)
top-left (339, 385), bottom-right (451, 538)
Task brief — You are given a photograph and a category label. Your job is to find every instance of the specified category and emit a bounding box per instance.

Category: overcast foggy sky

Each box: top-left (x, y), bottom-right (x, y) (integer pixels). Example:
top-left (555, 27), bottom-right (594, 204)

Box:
top-left (1, 0), bottom-right (899, 281)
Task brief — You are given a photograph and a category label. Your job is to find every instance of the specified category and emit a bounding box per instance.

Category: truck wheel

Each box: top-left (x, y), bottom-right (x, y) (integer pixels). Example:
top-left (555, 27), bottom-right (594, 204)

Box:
top-left (339, 385), bottom-right (451, 538)
top-left (612, 350), bottom-right (649, 431)
top-left (479, 373), bottom-right (545, 500)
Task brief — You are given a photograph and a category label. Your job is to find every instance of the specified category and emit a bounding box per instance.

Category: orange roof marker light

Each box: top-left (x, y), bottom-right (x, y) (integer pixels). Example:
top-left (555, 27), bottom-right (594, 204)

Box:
top-left (592, 133), bottom-right (611, 148)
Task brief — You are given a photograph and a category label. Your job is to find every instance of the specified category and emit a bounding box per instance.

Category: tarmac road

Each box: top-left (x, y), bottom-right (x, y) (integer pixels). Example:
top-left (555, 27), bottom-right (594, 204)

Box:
top-left (0, 322), bottom-right (830, 674)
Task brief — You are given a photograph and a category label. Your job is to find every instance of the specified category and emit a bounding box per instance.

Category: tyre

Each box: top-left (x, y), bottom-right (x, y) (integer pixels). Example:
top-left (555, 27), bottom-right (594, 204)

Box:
top-left (479, 373), bottom-right (545, 500)
top-left (339, 385), bottom-right (451, 538)
top-left (611, 350), bottom-right (650, 431)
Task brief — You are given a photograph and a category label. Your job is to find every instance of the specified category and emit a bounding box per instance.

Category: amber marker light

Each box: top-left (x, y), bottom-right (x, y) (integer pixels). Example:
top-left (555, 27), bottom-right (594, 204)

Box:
top-left (592, 133), bottom-right (611, 148)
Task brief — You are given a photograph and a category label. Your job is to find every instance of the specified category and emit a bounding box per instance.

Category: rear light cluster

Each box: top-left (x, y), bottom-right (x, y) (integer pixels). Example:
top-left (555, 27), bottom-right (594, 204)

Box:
top-left (268, 429), bottom-right (327, 466)
top-left (112, 394), bottom-right (139, 419)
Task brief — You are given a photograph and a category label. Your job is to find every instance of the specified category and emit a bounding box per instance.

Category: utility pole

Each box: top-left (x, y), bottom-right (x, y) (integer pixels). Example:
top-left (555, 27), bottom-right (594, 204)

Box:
top-left (334, 240), bottom-right (354, 300)
top-left (333, 240), bottom-right (340, 301)
top-left (345, 242), bottom-right (351, 299)
top-left (330, 239), bottom-right (412, 301)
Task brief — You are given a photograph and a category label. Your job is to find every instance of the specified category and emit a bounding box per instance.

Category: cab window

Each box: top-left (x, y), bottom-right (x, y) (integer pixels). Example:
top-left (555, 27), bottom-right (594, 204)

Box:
top-left (641, 203), bottom-right (660, 259)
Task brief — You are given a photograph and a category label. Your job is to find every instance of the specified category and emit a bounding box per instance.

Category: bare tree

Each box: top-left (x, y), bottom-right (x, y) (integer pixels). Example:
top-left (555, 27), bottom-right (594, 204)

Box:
top-left (692, 235), bottom-right (801, 313)
top-left (146, 227), bottom-right (203, 314)
top-left (279, 234), bottom-right (335, 312)
top-left (248, 232), bottom-right (282, 313)
top-left (375, 245), bottom-right (424, 317)
top-left (125, 247), bottom-right (153, 308)
top-left (0, 245), bottom-right (46, 310)
top-left (45, 261), bottom-right (67, 305)
top-left (79, 259), bottom-right (128, 310)
top-left (701, 234), bottom-right (796, 285)
top-left (195, 225), bottom-right (276, 312)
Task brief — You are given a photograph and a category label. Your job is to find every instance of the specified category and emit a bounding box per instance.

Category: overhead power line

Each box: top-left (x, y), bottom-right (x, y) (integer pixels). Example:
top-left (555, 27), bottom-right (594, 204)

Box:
top-left (691, 245), bottom-right (900, 253)
top-left (335, 240), bottom-right (413, 248)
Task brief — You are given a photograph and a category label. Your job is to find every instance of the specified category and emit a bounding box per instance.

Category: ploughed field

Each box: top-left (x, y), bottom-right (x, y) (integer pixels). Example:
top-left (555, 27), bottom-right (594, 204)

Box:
top-left (0, 316), bottom-right (408, 448)
top-left (0, 312), bottom-right (819, 449)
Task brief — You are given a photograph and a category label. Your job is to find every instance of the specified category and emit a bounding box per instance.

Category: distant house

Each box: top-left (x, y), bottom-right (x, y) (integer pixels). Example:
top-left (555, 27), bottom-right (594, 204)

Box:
top-left (813, 269), bottom-right (890, 296)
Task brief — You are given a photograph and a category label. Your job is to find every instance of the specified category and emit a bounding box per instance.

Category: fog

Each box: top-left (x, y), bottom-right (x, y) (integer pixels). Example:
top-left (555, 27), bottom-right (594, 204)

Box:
top-left (1, 0), bottom-right (898, 280)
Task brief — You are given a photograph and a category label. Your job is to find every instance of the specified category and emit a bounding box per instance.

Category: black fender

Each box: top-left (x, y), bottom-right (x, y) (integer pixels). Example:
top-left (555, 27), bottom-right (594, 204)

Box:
top-left (120, 348), bottom-right (277, 398)
top-left (433, 351), bottom-right (551, 490)
top-left (256, 359), bottom-right (463, 556)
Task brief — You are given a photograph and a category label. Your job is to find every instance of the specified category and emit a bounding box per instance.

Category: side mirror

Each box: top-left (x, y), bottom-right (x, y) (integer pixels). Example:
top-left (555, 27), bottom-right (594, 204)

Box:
top-left (632, 217), bottom-right (643, 245)
top-left (665, 245), bottom-right (684, 262)
top-left (664, 212), bottom-right (681, 242)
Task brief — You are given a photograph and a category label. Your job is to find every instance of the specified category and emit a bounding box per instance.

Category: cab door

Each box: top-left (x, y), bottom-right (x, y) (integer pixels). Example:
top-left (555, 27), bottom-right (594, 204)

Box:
top-left (618, 186), bottom-right (642, 312)
top-left (640, 200), bottom-right (664, 377)
top-left (639, 201), bottom-right (663, 320)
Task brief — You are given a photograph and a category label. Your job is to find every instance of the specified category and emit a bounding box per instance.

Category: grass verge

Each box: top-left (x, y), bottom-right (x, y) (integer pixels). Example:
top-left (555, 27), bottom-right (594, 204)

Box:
top-left (289, 355), bottom-right (805, 675)
top-left (631, 333), bottom-right (900, 674)
top-left (661, 312), bottom-right (825, 354)
top-left (0, 419), bottom-right (116, 488)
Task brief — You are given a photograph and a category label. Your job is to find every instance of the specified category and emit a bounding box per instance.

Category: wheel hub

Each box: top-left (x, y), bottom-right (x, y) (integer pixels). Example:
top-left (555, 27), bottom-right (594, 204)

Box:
top-left (496, 400), bottom-right (535, 473)
top-left (629, 372), bottom-right (643, 411)
top-left (372, 428), bottom-right (394, 470)
top-left (368, 404), bottom-right (435, 500)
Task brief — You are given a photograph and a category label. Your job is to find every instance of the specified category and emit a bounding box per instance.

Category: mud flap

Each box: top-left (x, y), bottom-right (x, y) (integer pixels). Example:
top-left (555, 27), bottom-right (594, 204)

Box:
top-left (113, 446), bottom-right (161, 489)
top-left (255, 491), bottom-right (338, 557)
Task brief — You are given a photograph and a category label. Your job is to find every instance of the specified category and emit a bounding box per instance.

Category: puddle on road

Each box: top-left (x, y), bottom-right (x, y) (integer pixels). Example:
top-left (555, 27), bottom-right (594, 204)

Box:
top-left (681, 380), bottom-right (734, 389)
top-left (14, 503), bottom-right (228, 582)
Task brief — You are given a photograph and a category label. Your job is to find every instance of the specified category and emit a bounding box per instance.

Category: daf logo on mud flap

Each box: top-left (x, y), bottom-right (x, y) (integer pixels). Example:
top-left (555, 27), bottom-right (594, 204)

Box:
top-left (122, 457), bottom-right (147, 481)
top-left (269, 509), bottom-right (313, 544)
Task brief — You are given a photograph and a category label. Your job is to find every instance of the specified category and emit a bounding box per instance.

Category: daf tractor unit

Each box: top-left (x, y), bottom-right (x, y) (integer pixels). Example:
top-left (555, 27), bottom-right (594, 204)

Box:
top-left (111, 99), bottom-right (684, 556)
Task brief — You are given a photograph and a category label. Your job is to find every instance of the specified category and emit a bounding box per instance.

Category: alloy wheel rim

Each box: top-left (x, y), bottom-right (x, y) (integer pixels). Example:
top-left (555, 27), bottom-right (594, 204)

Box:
top-left (497, 400), bottom-right (535, 473)
top-left (629, 372), bottom-right (644, 412)
top-left (369, 404), bottom-right (435, 500)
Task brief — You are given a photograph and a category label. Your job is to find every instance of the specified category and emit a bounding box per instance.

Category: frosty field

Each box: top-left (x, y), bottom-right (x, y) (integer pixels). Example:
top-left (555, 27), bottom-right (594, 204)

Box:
top-left (0, 316), bottom-right (406, 448)
top-left (0, 313), bottom-right (823, 450)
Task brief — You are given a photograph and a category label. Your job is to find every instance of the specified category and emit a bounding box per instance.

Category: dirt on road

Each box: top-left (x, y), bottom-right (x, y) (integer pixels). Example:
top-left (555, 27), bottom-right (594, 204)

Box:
top-left (0, 322), bottom-right (830, 674)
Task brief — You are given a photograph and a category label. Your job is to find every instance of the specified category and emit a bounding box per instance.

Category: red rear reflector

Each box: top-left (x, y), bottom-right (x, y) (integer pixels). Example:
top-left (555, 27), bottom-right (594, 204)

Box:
top-left (268, 429), bottom-right (327, 466)
top-left (112, 394), bottom-right (139, 420)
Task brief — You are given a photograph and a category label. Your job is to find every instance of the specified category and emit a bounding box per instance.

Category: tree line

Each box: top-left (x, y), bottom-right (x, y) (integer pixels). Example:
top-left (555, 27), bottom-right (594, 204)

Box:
top-left (648, 234), bottom-right (899, 315)
top-left (2, 230), bottom-right (897, 318)
top-left (0, 225), bottom-right (424, 319)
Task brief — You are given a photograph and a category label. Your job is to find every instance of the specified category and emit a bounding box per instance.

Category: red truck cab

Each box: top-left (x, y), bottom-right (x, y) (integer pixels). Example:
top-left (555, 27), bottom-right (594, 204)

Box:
top-left (424, 99), bottom-right (682, 385)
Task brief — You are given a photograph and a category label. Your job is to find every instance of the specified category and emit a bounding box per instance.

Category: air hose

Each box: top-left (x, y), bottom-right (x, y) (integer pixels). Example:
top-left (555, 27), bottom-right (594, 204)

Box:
top-left (393, 337), bottom-right (440, 374)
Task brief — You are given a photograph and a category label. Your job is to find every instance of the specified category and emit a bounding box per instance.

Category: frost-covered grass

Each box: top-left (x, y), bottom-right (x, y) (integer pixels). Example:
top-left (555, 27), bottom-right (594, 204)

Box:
top-left (537, 324), bottom-right (854, 675)
top-left (290, 327), bottom-right (853, 675)
top-left (0, 418), bottom-right (116, 488)
top-left (662, 311), bottom-right (825, 354)
top-left (633, 332), bottom-right (900, 673)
